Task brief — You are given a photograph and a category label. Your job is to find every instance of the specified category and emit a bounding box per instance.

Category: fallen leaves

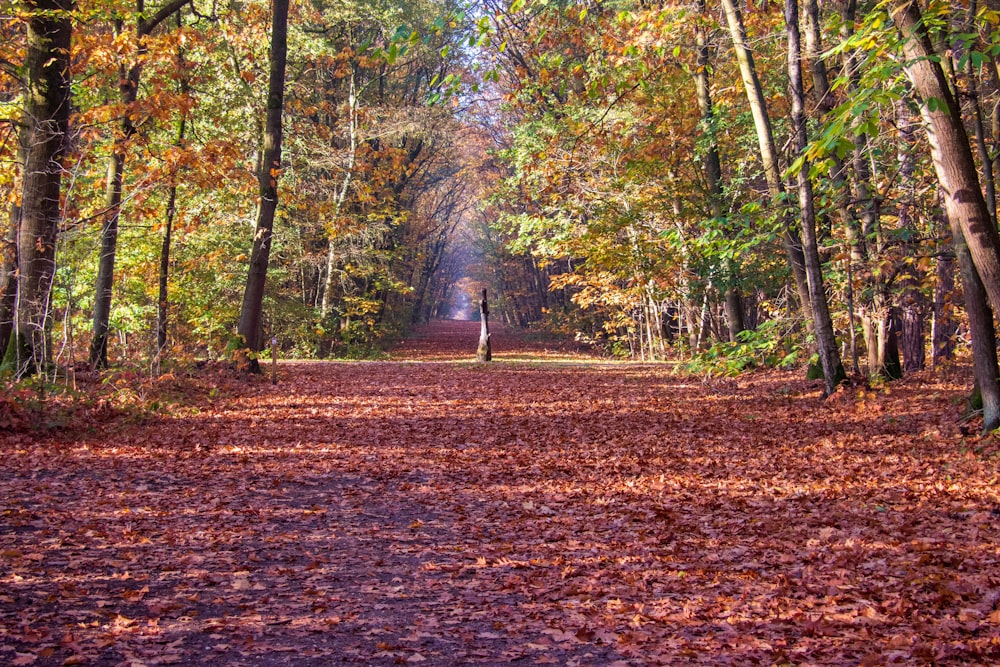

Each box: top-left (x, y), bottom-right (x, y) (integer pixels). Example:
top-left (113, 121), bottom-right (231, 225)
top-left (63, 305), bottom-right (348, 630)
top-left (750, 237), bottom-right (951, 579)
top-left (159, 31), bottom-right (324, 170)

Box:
top-left (1, 321), bottom-right (1000, 664)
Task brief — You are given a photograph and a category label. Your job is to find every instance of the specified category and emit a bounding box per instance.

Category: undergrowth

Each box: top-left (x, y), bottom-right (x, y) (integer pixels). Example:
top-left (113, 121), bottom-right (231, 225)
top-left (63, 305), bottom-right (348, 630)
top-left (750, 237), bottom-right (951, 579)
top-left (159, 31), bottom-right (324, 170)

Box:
top-left (681, 321), bottom-right (802, 377)
top-left (0, 362), bottom-right (239, 437)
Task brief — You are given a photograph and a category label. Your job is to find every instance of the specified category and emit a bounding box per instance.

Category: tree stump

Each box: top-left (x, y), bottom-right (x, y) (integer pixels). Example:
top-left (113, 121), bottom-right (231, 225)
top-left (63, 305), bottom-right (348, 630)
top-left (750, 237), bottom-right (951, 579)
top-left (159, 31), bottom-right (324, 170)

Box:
top-left (477, 288), bottom-right (491, 362)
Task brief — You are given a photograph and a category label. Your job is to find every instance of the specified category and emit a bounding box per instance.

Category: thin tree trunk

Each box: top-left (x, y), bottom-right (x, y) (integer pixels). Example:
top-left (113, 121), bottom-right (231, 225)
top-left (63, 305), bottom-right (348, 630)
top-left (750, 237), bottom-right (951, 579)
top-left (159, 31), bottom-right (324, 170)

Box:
top-left (3, 0), bottom-right (72, 375)
top-left (156, 186), bottom-right (176, 364)
top-left (933, 206), bottom-right (959, 365)
top-left (963, 0), bottom-right (997, 226)
top-left (0, 125), bottom-right (27, 357)
top-left (721, 0), bottom-right (812, 328)
top-left (0, 200), bottom-right (19, 355)
top-left (321, 68), bottom-right (358, 320)
top-left (156, 17), bottom-right (188, 367)
top-left (237, 0), bottom-right (289, 372)
top-left (89, 0), bottom-right (190, 369)
top-left (805, 0), bottom-right (862, 374)
top-left (90, 140), bottom-right (127, 369)
top-left (786, 0), bottom-right (844, 395)
top-left (844, 249), bottom-right (861, 374)
top-left (697, 0), bottom-right (744, 341)
top-left (841, 0), bottom-right (888, 377)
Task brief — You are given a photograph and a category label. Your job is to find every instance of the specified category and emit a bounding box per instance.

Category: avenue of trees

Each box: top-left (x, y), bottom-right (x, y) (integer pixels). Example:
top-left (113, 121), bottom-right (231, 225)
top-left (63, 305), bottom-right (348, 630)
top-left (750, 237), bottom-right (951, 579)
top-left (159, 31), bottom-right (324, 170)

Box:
top-left (4, 0), bottom-right (1000, 425)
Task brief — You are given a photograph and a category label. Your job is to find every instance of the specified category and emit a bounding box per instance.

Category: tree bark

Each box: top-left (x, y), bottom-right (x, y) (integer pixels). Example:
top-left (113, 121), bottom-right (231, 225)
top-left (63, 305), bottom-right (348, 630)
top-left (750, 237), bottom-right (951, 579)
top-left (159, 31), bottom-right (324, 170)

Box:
top-left (3, 0), bottom-right (72, 375)
top-left (156, 185), bottom-right (176, 364)
top-left (955, 234), bottom-right (1000, 431)
top-left (786, 0), bottom-right (844, 395)
top-left (90, 138), bottom-right (128, 369)
top-left (477, 288), bottom-right (491, 362)
top-left (896, 98), bottom-right (926, 373)
top-left (932, 207), bottom-right (959, 365)
top-left (892, 0), bottom-right (1000, 317)
top-left (0, 201), bottom-right (19, 355)
top-left (0, 124), bottom-right (27, 361)
top-left (237, 0), bottom-right (289, 373)
top-left (962, 0), bottom-right (997, 226)
top-left (720, 0), bottom-right (813, 329)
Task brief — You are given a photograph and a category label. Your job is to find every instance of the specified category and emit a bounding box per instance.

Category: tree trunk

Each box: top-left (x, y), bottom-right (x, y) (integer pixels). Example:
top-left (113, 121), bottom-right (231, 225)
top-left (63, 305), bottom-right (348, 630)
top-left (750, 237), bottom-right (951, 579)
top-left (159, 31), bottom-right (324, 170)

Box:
top-left (157, 183), bottom-right (177, 365)
top-left (90, 143), bottom-right (127, 369)
top-left (477, 288), bottom-right (491, 362)
top-left (89, 0), bottom-right (190, 369)
top-left (237, 0), bottom-right (289, 373)
top-left (876, 308), bottom-right (903, 380)
top-left (697, 0), bottom-right (744, 342)
top-left (897, 97), bottom-right (926, 373)
top-left (320, 67), bottom-right (358, 320)
top-left (841, 0), bottom-right (888, 378)
top-left (0, 203), bottom-right (19, 355)
top-left (156, 18), bottom-right (188, 367)
top-left (805, 0), bottom-right (862, 374)
top-left (933, 209), bottom-right (959, 365)
top-left (901, 302), bottom-right (925, 372)
top-left (0, 126), bottom-right (27, 360)
top-left (955, 235), bottom-right (1000, 431)
top-left (786, 0), bottom-right (844, 395)
top-left (892, 0), bottom-right (1000, 317)
top-left (967, 57), bottom-right (997, 226)
top-left (721, 0), bottom-right (812, 328)
top-left (3, 0), bottom-right (72, 375)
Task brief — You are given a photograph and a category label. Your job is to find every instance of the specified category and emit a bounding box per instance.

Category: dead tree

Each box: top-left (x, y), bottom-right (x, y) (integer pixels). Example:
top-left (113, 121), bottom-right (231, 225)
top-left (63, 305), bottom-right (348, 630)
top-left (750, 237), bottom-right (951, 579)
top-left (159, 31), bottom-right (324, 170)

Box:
top-left (477, 288), bottom-right (491, 362)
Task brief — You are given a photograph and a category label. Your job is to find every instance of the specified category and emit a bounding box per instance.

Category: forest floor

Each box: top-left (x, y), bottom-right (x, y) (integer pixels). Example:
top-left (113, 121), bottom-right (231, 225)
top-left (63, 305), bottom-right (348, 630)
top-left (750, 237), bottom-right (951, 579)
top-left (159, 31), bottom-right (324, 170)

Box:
top-left (2, 319), bottom-right (1000, 665)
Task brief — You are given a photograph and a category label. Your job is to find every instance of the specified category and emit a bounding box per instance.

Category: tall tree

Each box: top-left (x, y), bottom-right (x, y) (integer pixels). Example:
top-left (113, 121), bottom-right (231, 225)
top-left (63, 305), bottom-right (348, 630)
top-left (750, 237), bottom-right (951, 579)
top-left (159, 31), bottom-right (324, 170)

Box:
top-left (891, 0), bottom-right (1000, 428)
top-left (720, 0), bottom-right (813, 330)
top-left (156, 16), bottom-right (190, 369)
top-left (786, 0), bottom-right (844, 395)
top-left (695, 0), bottom-right (744, 342)
top-left (891, 0), bottom-right (1000, 316)
top-left (2, 0), bottom-right (73, 375)
top-left (804, 0), bottom-right (863, 374)
top-left (237, 0), bottom-right (289, 372)
top-left (89, 0), bottom-right (191, 369)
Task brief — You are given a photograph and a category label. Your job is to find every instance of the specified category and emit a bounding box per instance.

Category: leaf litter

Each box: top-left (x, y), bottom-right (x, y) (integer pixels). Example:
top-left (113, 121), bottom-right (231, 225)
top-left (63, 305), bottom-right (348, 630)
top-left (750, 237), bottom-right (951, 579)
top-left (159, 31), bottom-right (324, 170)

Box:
top-left (2, 320), bottom-right (1000, 665)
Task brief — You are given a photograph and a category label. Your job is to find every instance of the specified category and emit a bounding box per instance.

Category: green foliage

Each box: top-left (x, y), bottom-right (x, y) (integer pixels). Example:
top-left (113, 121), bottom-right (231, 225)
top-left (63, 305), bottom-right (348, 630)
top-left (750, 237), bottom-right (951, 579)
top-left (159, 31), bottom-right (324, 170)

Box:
top-left (682, 321), bottom-right (802, 378)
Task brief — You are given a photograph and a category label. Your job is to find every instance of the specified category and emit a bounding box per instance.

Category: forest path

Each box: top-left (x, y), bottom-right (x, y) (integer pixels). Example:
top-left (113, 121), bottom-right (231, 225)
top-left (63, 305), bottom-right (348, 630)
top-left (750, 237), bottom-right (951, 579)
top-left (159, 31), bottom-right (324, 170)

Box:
top-left (387, 318), bottom-right (597, 362)
top-left (2, 335), bottom-right (1000, 665)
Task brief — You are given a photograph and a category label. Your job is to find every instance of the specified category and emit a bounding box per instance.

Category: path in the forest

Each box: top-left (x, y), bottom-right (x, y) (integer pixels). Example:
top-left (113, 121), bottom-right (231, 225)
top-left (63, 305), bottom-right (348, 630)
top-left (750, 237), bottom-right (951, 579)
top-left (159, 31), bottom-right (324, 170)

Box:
top-left (2, 321), bottom-right (1000, 665)
top-left (387, 318), bottom-right (594, 361)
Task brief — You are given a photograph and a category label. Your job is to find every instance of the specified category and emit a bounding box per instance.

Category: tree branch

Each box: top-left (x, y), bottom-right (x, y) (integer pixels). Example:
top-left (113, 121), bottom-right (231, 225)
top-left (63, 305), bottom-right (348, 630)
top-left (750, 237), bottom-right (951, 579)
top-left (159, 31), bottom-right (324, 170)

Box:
top-left (139, 0), bottom-right (191, 35)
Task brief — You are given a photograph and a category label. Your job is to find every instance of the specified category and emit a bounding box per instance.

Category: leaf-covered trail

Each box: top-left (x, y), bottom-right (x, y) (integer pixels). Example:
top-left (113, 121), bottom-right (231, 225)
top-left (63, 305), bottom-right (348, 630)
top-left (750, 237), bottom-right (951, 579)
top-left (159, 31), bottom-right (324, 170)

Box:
top-left (3, 321), bottom-right (1000, 665)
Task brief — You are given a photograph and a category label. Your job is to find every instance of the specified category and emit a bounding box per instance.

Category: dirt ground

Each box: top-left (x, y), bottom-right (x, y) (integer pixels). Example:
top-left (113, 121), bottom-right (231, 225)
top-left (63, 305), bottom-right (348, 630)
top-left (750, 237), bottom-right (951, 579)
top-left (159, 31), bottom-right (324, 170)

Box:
top-left (2, 320), bottom-right (1000, 665)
